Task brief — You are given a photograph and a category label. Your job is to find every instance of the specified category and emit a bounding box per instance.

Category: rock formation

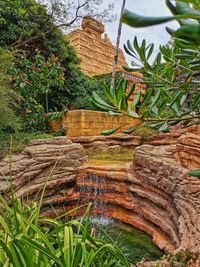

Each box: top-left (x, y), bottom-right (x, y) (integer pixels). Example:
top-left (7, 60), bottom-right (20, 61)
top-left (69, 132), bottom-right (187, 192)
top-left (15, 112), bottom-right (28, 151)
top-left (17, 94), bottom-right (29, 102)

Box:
top-left (0, 132), bottom-right (200, 265)
top-left (76, 140), bottom-right (200, 256)
top-left (0, 137), bottom-right (87, 207)
top-left (176, 133), bottom-right (200, 170)
top-left (70, 126), bottom-right (187, 152)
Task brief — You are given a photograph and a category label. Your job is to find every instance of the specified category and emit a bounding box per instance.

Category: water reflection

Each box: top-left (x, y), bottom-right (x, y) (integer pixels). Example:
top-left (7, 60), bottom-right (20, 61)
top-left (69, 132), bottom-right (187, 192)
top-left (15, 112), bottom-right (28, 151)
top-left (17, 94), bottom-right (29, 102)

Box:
top-left (91, 216), bottom-right (163, 264)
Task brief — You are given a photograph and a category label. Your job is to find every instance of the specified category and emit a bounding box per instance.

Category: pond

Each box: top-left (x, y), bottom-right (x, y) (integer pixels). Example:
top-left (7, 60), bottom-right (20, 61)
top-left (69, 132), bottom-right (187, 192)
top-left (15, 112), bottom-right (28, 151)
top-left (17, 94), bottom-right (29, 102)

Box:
top-left (87, 147), bottom-right (134, 162)
top-left (91, 216), bottom-right (163, 264)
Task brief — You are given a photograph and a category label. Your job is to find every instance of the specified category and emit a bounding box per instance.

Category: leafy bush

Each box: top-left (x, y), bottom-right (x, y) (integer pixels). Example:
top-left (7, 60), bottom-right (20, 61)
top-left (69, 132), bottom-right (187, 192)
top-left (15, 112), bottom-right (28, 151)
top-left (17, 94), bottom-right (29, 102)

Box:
top-left (61, 72), bottom-right (122, 110)
top-left (134, 125), bottom-right (155, 141)
top-left (0, 0), bottom-right (84, 131)
top-left (0, 48), bottom-right (21, 132)
top-left (0, 0), bottom-right (122, 132)
top-left (11, 53), bottom-right (65, 132)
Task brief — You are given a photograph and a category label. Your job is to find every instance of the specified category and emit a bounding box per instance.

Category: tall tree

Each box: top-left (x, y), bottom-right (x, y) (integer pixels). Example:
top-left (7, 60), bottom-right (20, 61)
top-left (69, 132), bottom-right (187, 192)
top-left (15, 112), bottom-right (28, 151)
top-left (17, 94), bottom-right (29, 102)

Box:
top-left (110, 0), bottom-right (126, 90)
top-left (4, 0), bottom-right (115, 50)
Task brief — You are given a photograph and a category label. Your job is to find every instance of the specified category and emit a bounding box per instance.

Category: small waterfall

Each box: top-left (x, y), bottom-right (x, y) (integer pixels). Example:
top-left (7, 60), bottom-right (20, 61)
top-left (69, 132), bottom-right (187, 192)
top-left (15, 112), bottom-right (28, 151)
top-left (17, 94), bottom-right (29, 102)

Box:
top-left (78, 174), bottom-right (108, 217)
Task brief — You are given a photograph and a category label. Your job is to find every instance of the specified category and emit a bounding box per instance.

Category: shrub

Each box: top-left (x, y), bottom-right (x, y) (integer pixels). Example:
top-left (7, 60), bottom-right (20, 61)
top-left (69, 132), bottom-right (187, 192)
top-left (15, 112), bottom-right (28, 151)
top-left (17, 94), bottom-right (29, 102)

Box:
top-left (0, 48), bottom-right (21, 132)
top-left (134, 125), bottom-right (155, 141)
top-left (0, 132), bottom-right (53, 158)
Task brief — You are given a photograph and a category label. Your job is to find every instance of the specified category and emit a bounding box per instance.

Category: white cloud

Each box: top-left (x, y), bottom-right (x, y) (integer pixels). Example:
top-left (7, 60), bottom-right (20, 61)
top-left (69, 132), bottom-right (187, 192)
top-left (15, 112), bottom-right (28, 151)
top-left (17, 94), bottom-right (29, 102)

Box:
top-left (103, 0), bottom-right (179, 65)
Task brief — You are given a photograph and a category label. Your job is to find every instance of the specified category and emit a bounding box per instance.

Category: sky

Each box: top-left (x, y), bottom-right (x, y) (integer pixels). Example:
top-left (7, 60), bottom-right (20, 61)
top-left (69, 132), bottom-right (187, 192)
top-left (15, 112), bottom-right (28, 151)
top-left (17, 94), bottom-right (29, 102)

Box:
top-left (102, 0), bottom-right (178, 65)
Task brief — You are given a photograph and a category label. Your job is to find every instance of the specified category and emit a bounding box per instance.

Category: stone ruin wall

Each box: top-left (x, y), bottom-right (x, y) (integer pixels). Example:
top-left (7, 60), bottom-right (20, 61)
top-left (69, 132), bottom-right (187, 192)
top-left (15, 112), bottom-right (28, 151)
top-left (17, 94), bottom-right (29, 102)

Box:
top-left (50, 109), bottom-right (141, 137)
top-left (66, 17), bottom-right (128, 77)
top-left (63, 17), bottom-right (148, 138)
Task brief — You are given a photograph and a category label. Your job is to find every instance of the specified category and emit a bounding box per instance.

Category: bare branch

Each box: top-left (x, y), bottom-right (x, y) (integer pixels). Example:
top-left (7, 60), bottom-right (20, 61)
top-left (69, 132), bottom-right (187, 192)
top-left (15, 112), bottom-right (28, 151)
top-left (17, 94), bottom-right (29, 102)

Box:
top-left (13, 0), bottom-right (115, 50)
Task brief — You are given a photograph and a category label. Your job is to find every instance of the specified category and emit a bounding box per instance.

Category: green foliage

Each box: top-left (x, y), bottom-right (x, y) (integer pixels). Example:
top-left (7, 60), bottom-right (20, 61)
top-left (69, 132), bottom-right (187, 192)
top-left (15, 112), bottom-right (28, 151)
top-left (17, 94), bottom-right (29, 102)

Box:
top-left (58, 73), bottom-right (102, 110)
top-left (12, 53), bottom-right (65, 131)
top-left (122, 0), bottom-right (200, 47)
top-left (101, 124), bottom-right (127, 136)
top-left (0, 0), bottom-right (117, 132)
top-left (0, 132), bottom-right (53, 156)
top-left (165, 250), bottom-right (193, 266)
top-left (134, 125), bottom-right (155, 141)
top-left (91, 0), bottom-right (200, 135)
top-left (188, 169), bottom-right (200, 178)
top-left (0, 0), bottom-right (84, 131)
top-left (0, 0), bottom-right (79, 62)
top-left (91, 80), bottom-right (135, 115)
top-left (123, 37), bottom-right (200, 127)
top-left (62, 73), bottom-right (122, 110)
top-left (0, 0), bottom-right (115, 116)
top-left (0, 48), bottom-right (21, 132)
top-left (0, 184), bottom-right (130, 266)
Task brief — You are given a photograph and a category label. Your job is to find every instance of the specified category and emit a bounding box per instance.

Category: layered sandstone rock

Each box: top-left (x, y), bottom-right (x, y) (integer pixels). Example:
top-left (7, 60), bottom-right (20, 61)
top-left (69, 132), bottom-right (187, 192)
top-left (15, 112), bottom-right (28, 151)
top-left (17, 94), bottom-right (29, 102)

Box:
top-left (133, 145), bottom-right (200, 256)
top-left (69, 124), bottom-right (199, 152)
top-left (0, 133), bottom-right (200, 265)
top-left (70, 128), bottom-right (186, 152)
top-left (176, 133), bottom-right (200, 169)
top-left (71, 133), bottom-right (142, 152)
top-left (76, 144), bottom-right (200, 255)
top-left (0, 137), bottom-right (88, 208)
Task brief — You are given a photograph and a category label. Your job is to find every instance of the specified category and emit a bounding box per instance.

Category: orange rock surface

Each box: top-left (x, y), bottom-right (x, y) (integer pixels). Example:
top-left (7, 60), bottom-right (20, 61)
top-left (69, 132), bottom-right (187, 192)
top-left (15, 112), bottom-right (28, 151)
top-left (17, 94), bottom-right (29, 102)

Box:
top-left (1, 132), bottom-right (200, 263)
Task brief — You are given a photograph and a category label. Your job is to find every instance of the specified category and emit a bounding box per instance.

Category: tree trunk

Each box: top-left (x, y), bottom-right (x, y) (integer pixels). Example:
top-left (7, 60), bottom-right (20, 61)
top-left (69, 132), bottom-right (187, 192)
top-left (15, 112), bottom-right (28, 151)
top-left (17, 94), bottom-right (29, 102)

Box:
top-left (110, 0), bottom-right (126, 90)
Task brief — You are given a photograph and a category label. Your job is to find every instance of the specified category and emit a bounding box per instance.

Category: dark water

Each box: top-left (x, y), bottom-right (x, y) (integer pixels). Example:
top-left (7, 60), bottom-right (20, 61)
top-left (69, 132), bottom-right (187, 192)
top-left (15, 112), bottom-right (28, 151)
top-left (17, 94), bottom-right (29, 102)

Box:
top-left (91, 216), bottom-right (163, 264)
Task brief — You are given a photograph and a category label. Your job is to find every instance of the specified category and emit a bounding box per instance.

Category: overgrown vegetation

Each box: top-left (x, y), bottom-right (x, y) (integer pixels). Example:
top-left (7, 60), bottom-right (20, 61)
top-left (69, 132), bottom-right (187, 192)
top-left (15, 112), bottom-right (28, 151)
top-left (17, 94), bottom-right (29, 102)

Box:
top-left (0, 182), bottom-right (130, 266)
top-left (0, 132), bottom-right (53, 158)
top-left (0, 0), bottom-right (114, 133)
top-left (134, 125), bottom-right (155, 141)
top-left (0, 49), bottom-right (21, 132)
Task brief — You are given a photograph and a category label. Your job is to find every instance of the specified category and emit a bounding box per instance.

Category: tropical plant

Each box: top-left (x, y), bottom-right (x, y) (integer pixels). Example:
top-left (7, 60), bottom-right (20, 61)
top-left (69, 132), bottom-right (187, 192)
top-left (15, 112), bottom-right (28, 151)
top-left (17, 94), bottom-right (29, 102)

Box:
top-left (0, 176), bottom-right (130, 267)
top-left (91, 0), bottom-right (200, 135)
top-left (11, 53), bottom-right (65, 132)
top-left (188, 169), bottom-right (200, 178)
top-left (68, 73), bottom-right (122, 110)
top-left (122, 0), bottom-right (200, 48)
top-left (0, 48), bottom-right (21, 132)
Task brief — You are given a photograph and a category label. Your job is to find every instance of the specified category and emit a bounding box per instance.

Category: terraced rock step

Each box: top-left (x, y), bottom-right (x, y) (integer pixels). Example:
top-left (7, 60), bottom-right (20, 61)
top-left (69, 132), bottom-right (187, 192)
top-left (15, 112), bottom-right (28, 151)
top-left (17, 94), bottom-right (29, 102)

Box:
top-left (0, 133), bottom-right (200, 265)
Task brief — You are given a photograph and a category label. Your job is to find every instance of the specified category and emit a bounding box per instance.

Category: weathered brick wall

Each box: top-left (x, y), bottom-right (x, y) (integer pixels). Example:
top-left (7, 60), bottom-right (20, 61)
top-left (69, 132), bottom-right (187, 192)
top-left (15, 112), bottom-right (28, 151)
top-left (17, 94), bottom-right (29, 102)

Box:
top-left (51, 110), bottom-right (141, 137)
top-left (66, 17), bottom-right (128, 77)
